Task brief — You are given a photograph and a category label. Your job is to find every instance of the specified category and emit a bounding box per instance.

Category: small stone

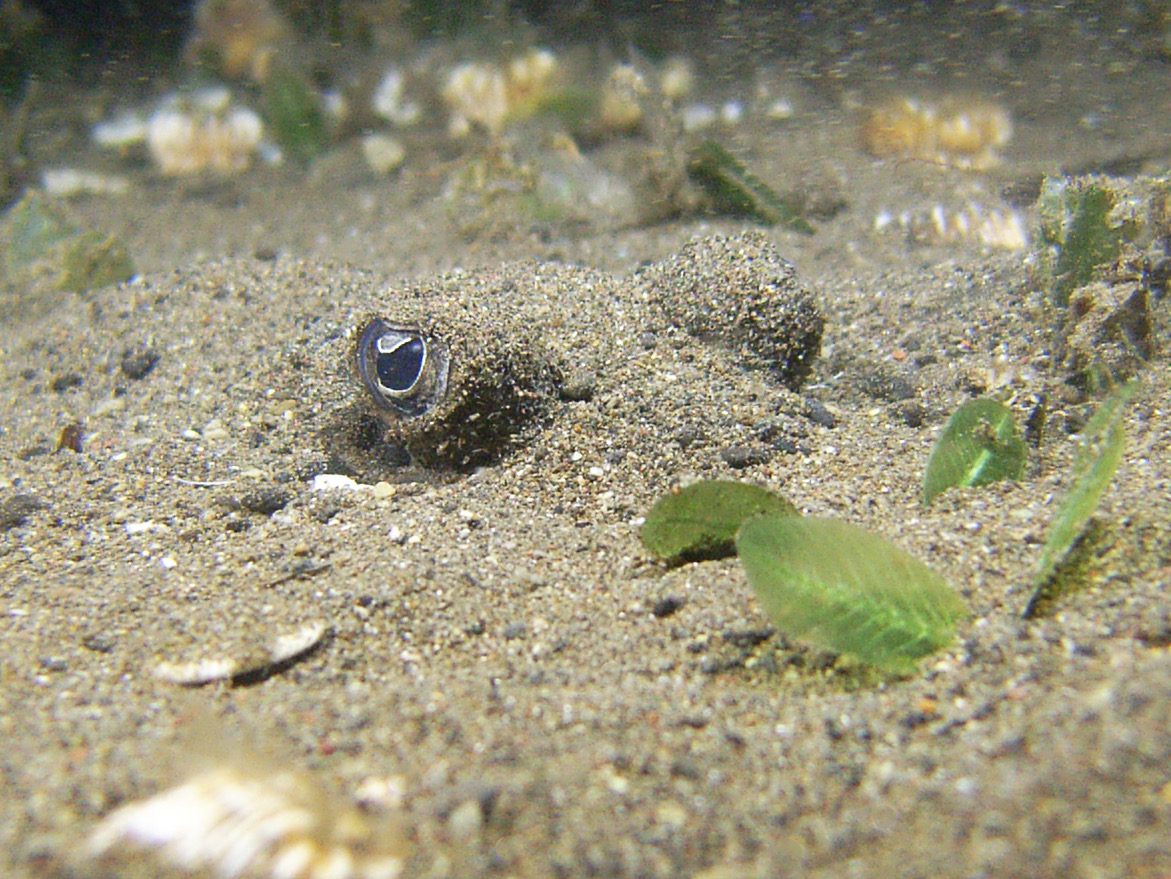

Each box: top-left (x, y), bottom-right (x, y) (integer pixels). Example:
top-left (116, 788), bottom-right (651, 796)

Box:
top-left (448, 799), bottom-right (483, 840)
top-left (120, 346), bottom-right (160, 380)
top-left (90, 397), bottom-right (126, 417)
top-left (560, 369), bottom-right (597, 402)
top-left (652, 596), bottom-right (685, 618)
top-left (803, 399), bottom-right (836, 428)
top-left (360, 133), bottom-right (406, 175)
top-left (50, 373), bottom-right (84, 392)
top-left (654, 801), bottom-right (688, 828)
top-left (238, 486), bottom-right (291, 516)
top-left (0, 494), bottom-right (46, 530)
top-left (56, 423), bottom-right (84, 453)
top-left (371, 481), bottom-right (395, 500)
top-left (312, 474), bottom-right (361, 492)
top-left (201, 418), bottom-right (229, 440)
top-left (503, 622), bottom-right (527, 640)
top-left (720, 445), bottom-right (770, 469)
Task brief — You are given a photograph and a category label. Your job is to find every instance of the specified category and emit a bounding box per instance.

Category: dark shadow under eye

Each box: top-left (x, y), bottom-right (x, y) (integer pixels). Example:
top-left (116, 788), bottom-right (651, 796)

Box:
top-left (377, 335), bottom-right (425, 392)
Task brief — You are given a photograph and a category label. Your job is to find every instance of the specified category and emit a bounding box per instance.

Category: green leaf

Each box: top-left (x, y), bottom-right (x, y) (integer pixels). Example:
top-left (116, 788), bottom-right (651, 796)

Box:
top-left (1024, 381), bottom-right (1138, 618)
top-left (641, 480), bottom-right (798, 564)
top-left (261, 55), bottom-right (327, 164)
top-left (736, 516), bottom-right (967, 674)
top-left (922, 398), bottom-right (1027, 505)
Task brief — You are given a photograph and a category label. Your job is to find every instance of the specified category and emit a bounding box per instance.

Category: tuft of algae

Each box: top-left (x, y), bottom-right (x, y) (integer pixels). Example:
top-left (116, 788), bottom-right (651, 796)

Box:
top-left (1037, 176), bottom-right (1123, 308)
top-left (640, 480), bottom-right (798, 564)
top-left (921, 398), bottom-right (1027, 505)
top-left (1023, 380), bottom-right (1138, 618)
top-left (687, 140), bottom-right (815, 234)
top-left (1034, 174), bottom-right (1166, 389)
top-left (260, 55), bottom-right (328, 164)
top-left (0, 190), bottom-right (134, 317)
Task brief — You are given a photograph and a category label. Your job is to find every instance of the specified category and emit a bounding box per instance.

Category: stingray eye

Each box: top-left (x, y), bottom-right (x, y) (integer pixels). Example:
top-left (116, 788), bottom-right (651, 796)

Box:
top-left (374, 331), bottom-right (426, 393)
top-left (357, 320), bottom-right (449, 418)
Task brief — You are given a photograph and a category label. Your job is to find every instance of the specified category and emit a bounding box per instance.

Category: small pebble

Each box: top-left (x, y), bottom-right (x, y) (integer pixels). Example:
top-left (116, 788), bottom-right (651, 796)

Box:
top-left (652, 596), bottom-right (685, 618)
top-left (120, 347), bottom-right (160, 380)
top-left (448, 799), bottom-right (483, 840)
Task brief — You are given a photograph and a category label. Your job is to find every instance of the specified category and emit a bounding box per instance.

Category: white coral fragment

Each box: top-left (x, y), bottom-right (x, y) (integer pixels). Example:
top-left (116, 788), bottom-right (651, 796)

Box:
top-left (442, 48), bottom-right (559, 138)
top-left (148, 101), bottom-right (264, 176)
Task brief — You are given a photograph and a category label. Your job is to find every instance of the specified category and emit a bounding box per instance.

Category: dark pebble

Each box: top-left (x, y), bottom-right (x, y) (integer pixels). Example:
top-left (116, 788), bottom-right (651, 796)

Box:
top-left (56, 423), bottom-right (84, 453)
top-left (559, 370), bottom-right (596, 402)
top-left (720, 445), bottom-right (771, 469)
top-left (899, 400), bottom-right (927, 428)
top-left (82, 633), bottom-right (116, 653)
top-left (120, 346), bottom-right (160, 380)
top-left (1, 494), bottom-right (46, 530)
top-left (503, 622), bottom-right (527, 640)
top-left (50, 373), bottom-right (83, 393)
top-left (803, 399), bottom-right (837, 428)
top-left (238, 487), bottom-right (292, 516)
top-left (39, 657), bottom-right (68, 672)
top-left (722, 627), bottom-right (776, 648)
top-left (652, 596), bottom-right (685, 618)
top-left (313, 503), bottom-right (343, 524)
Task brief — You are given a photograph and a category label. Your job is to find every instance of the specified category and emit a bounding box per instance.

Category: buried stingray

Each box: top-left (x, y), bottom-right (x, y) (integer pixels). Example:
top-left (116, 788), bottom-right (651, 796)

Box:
top-left (0, 231), bottom-right (823, 486)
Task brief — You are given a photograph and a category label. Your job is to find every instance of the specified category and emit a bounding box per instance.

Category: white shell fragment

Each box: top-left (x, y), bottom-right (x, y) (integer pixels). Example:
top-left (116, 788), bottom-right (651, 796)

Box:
top-left (41, 168), bottom-right (130, 197)
top-left (875, 202), bottom-right (1028, 251)
top-left (88, 766), bottom-right (406, 879)
top-left (153, 621), bottom-right (327, 685)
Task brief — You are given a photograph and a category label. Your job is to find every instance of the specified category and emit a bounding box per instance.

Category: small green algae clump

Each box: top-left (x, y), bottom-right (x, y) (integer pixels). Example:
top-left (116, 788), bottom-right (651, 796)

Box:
top-left (922, 398), bottom-right (1027, 505)
top-left (687, 140), bottom-right (816, 234)
top-left (738, 516), bottom-right (967, 675)
top-left (1024, 381), bottom-right (1138, 618)
top-left (641, 480), bottom-right (798, 564)
top-left (1037, 176), bottom-right (1123, 308)
top-left (0, 190), bottom-right (134, 317)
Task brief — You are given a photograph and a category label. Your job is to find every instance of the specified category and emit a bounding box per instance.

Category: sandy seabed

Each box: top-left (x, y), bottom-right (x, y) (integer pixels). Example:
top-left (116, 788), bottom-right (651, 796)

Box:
top-left (2, 3), bottom-right (1171, 878)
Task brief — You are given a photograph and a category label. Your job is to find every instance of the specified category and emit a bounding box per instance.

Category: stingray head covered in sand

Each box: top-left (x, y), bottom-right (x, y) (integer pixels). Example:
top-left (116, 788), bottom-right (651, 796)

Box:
top-left (1, 232), bottom-right (823, 494)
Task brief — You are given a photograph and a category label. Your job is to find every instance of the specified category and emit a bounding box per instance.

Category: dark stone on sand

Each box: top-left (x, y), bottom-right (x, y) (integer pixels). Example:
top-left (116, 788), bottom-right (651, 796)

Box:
top-left (0, 493), bottom-right (46, 529)
top-left (50, 373), bottom-right (83, 392)
top-left (721, 445), bottom-right (771, 469)
top-left (120, 346), bottom-right (160, 380)
top-left (803, 399), bottom-right (836, 428)
top-left (652, 596), bottom-right (685, 618)
top-left (238, 487), bottom-right (292, 516)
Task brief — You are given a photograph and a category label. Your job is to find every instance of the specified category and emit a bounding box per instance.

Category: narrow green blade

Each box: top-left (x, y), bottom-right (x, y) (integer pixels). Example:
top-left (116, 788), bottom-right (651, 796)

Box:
top-left (737, 516), bottom-right (967, 673)
top-left (1024, 381), bottom-right (1138, 617)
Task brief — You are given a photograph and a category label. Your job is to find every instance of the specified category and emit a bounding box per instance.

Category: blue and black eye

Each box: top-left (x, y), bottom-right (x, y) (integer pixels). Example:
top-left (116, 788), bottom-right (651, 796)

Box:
top-left (356, 320), bottom-right (449, 419)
